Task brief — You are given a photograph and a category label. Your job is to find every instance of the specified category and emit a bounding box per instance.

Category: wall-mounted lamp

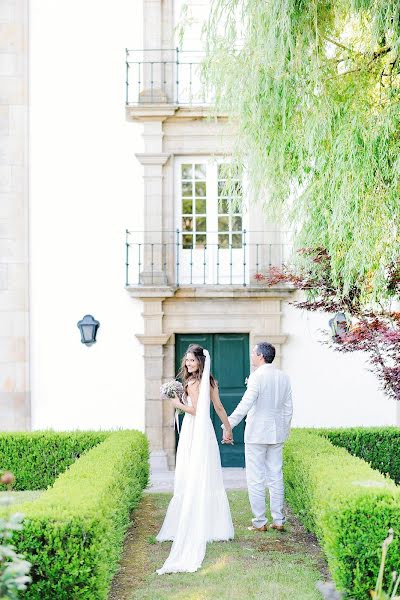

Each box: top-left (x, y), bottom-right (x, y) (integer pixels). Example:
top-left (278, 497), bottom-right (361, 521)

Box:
top-left (77, 314), bottom-right (100, 346)
top-left (329, 312), bottom-right (351, 340)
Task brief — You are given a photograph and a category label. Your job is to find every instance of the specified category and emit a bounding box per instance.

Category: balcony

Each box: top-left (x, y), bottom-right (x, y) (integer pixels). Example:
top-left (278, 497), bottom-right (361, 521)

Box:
top-left (125, 229), bottom-right (291, 291)
top-left (125, 48), bottom-right (211, 106)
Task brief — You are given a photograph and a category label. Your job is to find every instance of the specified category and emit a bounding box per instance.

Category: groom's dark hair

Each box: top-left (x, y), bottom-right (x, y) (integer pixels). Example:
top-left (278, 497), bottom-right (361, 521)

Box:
top-left (256, 342), bottom-right (275, 364)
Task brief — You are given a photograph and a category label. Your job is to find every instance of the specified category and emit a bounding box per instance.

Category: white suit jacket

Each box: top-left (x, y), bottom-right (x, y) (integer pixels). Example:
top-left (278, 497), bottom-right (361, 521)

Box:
top-left (226, 363), bottom-right (293, 444)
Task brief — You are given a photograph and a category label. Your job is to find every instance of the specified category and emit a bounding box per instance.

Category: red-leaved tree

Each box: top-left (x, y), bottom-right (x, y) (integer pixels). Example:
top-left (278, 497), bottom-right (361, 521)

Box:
top-left (255, 248), bottom-right (400, 402)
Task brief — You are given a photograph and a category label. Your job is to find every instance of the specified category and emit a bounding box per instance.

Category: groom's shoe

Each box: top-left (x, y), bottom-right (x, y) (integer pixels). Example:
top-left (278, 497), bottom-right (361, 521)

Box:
top-left (247, 524), bottom-right (269, 532)
top-left (270, 523), bottom-right (285, 532)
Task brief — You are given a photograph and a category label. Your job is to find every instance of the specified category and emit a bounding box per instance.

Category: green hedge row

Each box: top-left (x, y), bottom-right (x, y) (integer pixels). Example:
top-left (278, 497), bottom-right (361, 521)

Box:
top-left (6, 430), bottom-right (149, 600)
top-left (321, 427), bottom-right (400, 485)
top-left (0, 431), bottom-right (108, 490)
top-left (284, 430), bottom-right (400, 599)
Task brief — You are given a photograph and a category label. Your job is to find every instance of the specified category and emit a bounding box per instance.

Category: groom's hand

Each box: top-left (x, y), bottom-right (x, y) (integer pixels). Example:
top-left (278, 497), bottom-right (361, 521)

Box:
top-left (222, 429), bottom-right (234, 445)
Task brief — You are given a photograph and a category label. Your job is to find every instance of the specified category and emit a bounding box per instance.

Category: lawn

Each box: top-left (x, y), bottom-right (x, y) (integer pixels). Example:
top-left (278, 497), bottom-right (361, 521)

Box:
top-left (109, 491), bottom-right (326, 600)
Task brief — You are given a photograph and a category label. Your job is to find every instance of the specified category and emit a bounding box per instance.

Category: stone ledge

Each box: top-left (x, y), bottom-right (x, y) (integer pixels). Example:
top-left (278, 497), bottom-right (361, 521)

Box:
top-left (126, 284), bottom-right (295, 300)
top-left (173, 285), bottom-right (295, 299)
top-left (125, 104), bottom-right (229, 122)
top-left (126, 104), bottom-right (178, 120)
top-left (126, 285), bottom-right (176, 298)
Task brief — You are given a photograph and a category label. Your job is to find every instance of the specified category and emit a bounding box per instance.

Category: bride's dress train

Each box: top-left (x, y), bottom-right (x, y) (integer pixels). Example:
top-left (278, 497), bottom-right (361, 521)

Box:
top-left (156, 350), bottom-right (234, 574)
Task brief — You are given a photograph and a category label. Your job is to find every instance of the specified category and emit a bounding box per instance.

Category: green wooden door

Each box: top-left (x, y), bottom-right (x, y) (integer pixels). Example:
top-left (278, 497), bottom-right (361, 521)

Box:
top-left (175, 333), bottom-right (249, 467)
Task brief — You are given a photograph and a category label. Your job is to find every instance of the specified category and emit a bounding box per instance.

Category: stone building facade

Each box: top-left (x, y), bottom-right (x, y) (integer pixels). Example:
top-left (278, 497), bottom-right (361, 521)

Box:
top-left (126, 0), bottom-right (292, 469)
top-left (0, 0), bottom-right (30, 430)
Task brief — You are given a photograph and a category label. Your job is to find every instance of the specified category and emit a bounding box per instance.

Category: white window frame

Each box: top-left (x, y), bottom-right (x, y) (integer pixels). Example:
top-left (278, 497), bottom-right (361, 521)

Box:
top-left (174, 156), bottom-right (249, 285)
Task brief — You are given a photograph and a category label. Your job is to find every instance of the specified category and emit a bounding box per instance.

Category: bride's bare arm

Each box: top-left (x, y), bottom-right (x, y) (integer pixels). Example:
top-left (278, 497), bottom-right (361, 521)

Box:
top-left (210, 384), bottom-right (233, 440)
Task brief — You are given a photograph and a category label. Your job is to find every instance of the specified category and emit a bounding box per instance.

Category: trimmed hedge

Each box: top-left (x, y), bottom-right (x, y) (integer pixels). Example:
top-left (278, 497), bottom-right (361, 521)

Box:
top-left (322, 427), bottom-right (400, 485)
top-left (0, 431), bottom-right (108, 490)
top-left (284, 430), bottom-right (400, 599)
top-left (2, 430), bottom-right (149, 600)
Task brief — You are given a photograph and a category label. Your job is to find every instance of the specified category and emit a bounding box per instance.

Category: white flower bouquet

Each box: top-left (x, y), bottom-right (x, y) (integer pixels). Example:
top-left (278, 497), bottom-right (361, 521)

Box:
top-left (160, 380), bottom-right (185, 414)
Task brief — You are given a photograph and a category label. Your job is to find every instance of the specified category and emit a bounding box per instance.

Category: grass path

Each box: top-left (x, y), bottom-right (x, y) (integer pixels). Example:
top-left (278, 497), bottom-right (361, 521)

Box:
top-left (109, 491), bottom-right (327, 600)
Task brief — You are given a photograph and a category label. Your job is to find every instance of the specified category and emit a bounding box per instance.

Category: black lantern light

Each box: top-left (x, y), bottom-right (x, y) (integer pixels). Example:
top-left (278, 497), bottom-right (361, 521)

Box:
top-left (77, 314), bottom-right (100, 346)
top-left (329, 312), bottom-right (351, 340)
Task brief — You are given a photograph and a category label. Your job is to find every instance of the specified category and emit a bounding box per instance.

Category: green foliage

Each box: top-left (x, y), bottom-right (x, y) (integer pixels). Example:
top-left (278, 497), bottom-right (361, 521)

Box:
top-left (0, 432), bottom-right (107, 491)
top-left (0, 431), bottom-right (149, 600)
top-left (0, 508), bottom-right (31, 599)
top-left (284, 430), bottom-right (400, 598)
top-left (321, 427), bottom-right (400, 484)
top-left (204, 0), bottom-right (400, 306)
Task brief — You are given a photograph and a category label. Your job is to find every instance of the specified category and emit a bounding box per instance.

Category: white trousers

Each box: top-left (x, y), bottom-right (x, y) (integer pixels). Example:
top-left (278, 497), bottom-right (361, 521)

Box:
top-left (245, 442), bottom-right (285, 527)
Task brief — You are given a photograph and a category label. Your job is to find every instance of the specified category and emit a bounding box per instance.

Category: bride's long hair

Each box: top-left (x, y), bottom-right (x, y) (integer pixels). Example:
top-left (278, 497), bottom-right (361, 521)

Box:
top-left (178, 344), bottom-right (217, 396)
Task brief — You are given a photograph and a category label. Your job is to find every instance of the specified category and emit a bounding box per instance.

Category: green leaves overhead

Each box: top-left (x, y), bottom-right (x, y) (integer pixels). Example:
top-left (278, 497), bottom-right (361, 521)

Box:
top-left (204, 0), bottom-right (400, 305)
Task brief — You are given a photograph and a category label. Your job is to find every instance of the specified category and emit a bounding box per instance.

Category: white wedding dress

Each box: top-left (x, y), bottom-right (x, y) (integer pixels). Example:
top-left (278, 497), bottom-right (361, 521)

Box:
top-left (156, 350), bottom-right (234, 574)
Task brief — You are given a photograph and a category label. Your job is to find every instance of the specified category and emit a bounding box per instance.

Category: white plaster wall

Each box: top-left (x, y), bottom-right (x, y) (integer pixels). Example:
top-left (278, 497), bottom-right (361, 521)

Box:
top-left (30, 1), bottom-right (145, 430)
top-left (282, 297), bottom-right (397, 427)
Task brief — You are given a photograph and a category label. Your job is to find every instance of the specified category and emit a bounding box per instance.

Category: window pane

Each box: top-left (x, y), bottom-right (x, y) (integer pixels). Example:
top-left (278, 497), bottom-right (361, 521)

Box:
top-left (218, 216), bottom-right (229, 232)
top-left (218, 199), bottom-right (229, 214)
top-left (232, 216), bottom-right (242, 231)
top-left (182, 199), bottom-right (193, 214)
top-left (194, 164), bottom-right (206, 179)
top-left (218, 163), bottom-right (231, 179)
top-left (196, 217), bottom-right (207, 232)
top-left (218, 181), bottom-right (228, 197)
top-left (182, 217), bottom-right (193, 231)
top-left (196, 234), bottom-right (206, 248)
top-left (181, 164), bottom-right (192, 179)
top-left (182, 182), bottom-right (193, 197)
top-left (182, 234), bottom-right (193, 249)
top-left (218, 234), bottom-right (229, 249)
top-left (232, 234), bottom-right (242, 249)
top-left (195, 198), bottom-right (206, 213)
top-left (233, 181), bottom-right (242, 196)
top-left (195, 181), bottom-right (206, 197)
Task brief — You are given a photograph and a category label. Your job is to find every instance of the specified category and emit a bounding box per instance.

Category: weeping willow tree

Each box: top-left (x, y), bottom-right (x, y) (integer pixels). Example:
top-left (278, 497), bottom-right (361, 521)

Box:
top-left (203, 0), bottom-right (400, 308)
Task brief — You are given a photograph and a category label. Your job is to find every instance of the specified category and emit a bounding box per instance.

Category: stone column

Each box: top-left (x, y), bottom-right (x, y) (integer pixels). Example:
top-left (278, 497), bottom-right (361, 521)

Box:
top-left (0, 0), bottom-right (30, 430)
top-left (136, 121), bottom-right (170, 285)
top-left (140, 0), bottom-right (168, 102)
top-left (136, 297), bottom-right (170, 470)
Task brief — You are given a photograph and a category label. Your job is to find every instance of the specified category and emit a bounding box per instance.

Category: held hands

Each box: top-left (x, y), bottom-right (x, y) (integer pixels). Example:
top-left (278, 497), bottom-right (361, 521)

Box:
top-left (222, 428), bottom-right (234, 445)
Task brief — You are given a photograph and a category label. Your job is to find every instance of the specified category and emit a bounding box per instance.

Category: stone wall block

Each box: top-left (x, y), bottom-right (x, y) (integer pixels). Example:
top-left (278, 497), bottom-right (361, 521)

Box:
top-left (0, 107), bottom-right (9, 135)
top-left (0, 336), bottom-right (24, 362)
top-left (145, 399), bottom-right (163, 428)
top-left (0, 134), bottom-right (25, 165)
top-left (0, 77), bottom-right (25, 105)
top-left (0, 289), bottom-right (26, 311)
top-left (145, 426), bottom-right (163, 451)
top-left (0, 391), bottom-right (30, 430)
top-left (0, 24), bottom-right (25, 52)
top-left (144, 356), bottom-right (164, 380)
top-left (147, 378), bottom-right (163, 400)
top-left (0, 264), bottom-right (7, 290)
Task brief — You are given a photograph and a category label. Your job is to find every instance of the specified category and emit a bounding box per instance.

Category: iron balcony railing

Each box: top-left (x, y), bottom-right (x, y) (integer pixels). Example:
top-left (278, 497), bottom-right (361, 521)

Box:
top-left (125, 48), bottom-right (212, 106)
top-left (125, 230), bottom-right (290, 287)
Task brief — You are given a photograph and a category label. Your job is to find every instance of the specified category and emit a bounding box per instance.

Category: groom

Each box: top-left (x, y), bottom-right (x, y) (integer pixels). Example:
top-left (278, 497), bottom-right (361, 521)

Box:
top-left (222, 342), bottom-right (293, 532)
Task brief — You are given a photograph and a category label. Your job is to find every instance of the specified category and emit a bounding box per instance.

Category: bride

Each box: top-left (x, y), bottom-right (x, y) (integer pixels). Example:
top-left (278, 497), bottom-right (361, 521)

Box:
top-left (156, 344), bottom-right (234, 574)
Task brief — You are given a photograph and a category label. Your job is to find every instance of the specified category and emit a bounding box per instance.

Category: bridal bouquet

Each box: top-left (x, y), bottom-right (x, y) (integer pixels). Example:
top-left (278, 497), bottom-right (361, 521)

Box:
top-left (160, 380), bottom-right (185, 414)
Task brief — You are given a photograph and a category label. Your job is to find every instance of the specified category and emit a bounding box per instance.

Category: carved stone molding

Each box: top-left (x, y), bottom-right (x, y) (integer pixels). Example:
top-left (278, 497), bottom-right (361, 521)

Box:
top-left (135, 153), bottom-right (171, 166)
top-left (135, 334), bottom-right (171, 346)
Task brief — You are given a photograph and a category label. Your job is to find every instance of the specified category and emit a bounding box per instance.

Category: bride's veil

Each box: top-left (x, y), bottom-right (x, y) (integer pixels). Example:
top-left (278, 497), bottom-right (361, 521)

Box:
top-left (157, 348), bottom-right (213, 574)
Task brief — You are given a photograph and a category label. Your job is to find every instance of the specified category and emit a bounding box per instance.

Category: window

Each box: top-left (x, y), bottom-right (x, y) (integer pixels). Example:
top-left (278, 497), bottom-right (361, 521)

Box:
top-left (176, 158), bottom-right (247, 284)
top-left (217, 164), bottom-right (243, 249)
top-left (181, 163), bottom-right (207, 249)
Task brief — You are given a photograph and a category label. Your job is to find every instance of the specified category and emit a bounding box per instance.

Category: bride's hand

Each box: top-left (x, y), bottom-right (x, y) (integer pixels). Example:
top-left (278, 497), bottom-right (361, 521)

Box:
top-left (171, 394), bottom-right (182, 409)
top-left (223, 428), bottom-right (234, 444)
